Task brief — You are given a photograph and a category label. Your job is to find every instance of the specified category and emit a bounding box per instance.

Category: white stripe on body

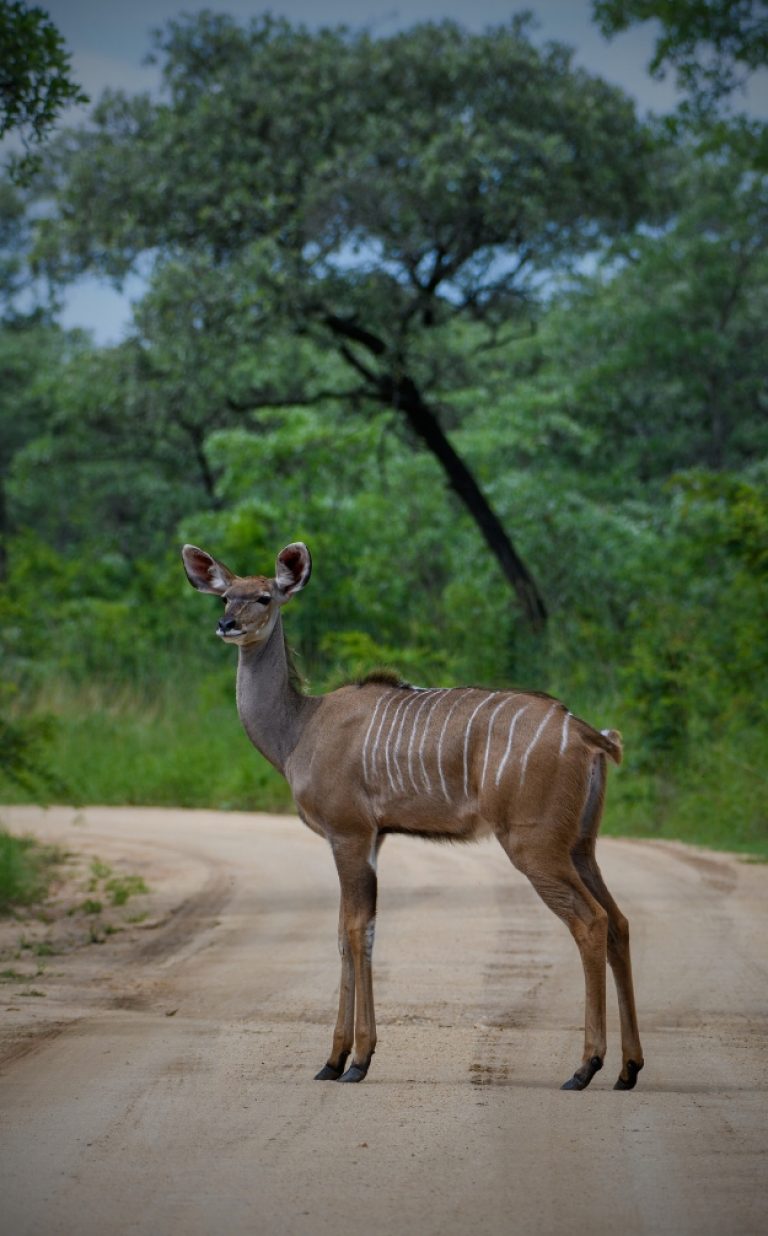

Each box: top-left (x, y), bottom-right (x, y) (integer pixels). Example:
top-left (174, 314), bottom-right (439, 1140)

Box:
top-left (479, 695), bottom-right (518, 792)
top-left (494, 703), bottom-right (531, 787)
top-left (559, 711), bottom-right (571, 756)
top-left (417, 690), bottom-right (450, 794)
top-left (383, 694), bottom-right (412, 793)
top-left (369, 691), bottom-right (399, 786)
top-left (361, 693), bottom-right (388, 786)
top-left (389, 692), bottom-right (423, 791)
top-left (519, 704), bottom-right (559, 786)
top-left (436, 690), bottom-right (472, 802)
top-left (405, 689), bottom-right (442, 792)
top-left (462, 693), bottom-right (497, 798)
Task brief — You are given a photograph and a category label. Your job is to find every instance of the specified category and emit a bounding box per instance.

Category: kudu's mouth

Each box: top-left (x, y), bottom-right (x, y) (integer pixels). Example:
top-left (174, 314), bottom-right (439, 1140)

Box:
top-left (216, 622), bottom-right (245, 640)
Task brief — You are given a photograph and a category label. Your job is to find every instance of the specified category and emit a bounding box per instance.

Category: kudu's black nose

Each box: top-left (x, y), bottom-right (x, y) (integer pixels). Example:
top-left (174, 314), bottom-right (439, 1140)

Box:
top-left (217, 617), bottom-right (238, 635)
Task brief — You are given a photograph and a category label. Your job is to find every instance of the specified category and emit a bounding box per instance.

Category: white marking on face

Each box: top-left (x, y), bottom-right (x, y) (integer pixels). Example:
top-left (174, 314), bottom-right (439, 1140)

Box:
top-left (494, 703), bottom-right (531, 787)
top-left (362, 693), bottom-right (387, 786)
top-left (437, 690), bottom-right (468, 802)
top-left (480, 695), bottom-right (517, 792)
top-left (463, 693), bottom-right (496, 798)
top-left (370, 692), bottom-right (399, 784)
top-left (417, 690), bottom-right (449, 794)
top-left (519, 704), bottom-right (558, 786)
top-left (559, 711), bottom-right (571, 756)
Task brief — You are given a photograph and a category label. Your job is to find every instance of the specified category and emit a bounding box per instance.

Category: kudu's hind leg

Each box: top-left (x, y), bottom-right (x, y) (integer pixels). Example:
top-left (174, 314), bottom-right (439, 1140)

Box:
top-left (571, 840), bottom-right (644, 1090)
top-left (571, 755), bottom-right (644, 1090)
top-left (499, 834), bottom-right (608, 1090)
top-left (315, 904), bottom-right (355, 1080)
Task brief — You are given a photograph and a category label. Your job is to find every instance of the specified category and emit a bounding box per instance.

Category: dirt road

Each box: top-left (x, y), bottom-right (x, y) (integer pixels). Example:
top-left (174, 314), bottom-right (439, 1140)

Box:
top-left (1, 805), bottom-right (766, 1236)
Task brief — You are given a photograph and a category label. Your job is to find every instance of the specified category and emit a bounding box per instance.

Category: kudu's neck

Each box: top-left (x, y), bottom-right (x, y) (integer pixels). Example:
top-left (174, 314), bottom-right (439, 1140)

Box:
top-left (236, 616), bottom-right (316, 774)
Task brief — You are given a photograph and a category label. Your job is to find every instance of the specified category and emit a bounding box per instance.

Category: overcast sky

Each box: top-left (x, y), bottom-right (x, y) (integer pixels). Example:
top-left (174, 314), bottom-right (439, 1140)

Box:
top-left (46, 0), bottom-right (687, 114)
top-left (36, 1), bottom-right (767, 341)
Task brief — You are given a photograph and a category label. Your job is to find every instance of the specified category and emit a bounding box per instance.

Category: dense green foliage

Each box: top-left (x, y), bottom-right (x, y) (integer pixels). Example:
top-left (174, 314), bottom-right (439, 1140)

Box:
top-left (0, 0), bottom-right (87, 178)
top-left (34, 12), bottom-right (670, 625)
top-left (0, 14), bottom-right (765, 855)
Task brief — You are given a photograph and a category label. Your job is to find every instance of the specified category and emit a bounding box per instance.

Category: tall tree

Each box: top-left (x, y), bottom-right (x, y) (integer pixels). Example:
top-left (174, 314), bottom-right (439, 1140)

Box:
top-left (36, 14), bottom-right (665, 628)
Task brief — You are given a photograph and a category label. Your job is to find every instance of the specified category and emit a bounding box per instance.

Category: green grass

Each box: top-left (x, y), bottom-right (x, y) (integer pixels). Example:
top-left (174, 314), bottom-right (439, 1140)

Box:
top-left (31, 940), bottom-right (57, 956)
top-left (78, 898), bottom-right (103, 915)
top-left (603, 723), bottom-right (768, 858)
top-left (0, 830), bottom-right (67, 913)
top-left (105, 874), bottom-right (148, 905)
top-left (0, 678), bottom-right (765, 859)
top-left (0, 967), bottom-right (27, 981)
top-left (0, 680), bottom-right (292, 812)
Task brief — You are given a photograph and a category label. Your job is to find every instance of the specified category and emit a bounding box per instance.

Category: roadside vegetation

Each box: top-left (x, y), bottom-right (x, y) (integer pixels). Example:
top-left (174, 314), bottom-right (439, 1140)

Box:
top-left (0, 829), bottom-right (66, 912)
top-left (0, 836), bottom-right (153, 982)
top-left (0, 9), bottom-right (765, 857)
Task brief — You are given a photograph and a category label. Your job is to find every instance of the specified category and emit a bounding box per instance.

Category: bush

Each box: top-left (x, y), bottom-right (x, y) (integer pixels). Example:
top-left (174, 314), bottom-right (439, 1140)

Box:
top-left (0, 830), bottom-right (65, 913)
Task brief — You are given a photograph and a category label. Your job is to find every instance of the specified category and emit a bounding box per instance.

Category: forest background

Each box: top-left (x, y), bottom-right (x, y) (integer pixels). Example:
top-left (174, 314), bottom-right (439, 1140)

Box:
top-left (1, 1), bottom-right (766, 856)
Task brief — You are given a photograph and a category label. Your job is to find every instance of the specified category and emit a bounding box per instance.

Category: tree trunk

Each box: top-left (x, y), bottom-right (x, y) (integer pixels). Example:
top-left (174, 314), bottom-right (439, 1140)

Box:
top-left (382, 373), bottom-right (548, 630)
top-left (323, 314), bottom-right (548, 630)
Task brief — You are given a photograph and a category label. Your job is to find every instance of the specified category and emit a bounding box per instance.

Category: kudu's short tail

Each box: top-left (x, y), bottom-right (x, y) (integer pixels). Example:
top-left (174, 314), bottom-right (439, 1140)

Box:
top-left (576, 729), bottom-right (622, 844)
top-left (598, 728), bottom-right (623, 765)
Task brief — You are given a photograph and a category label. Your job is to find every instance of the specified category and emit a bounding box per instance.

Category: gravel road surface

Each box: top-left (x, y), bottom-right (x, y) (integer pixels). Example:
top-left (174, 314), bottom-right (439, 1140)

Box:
top-left (1, 805), bottom-right (766, 1236)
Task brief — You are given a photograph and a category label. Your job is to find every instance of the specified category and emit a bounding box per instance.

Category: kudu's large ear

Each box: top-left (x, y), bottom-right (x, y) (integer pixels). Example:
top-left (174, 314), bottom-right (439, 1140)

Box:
top-left (275, 542), bottom-right (312, 601)
top-left (181, 545), bottom-right (235, 595)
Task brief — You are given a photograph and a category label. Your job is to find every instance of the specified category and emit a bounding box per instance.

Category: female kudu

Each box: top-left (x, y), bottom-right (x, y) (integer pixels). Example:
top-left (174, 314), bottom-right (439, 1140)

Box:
top-left (182, 541), bottom-right (644, 1090)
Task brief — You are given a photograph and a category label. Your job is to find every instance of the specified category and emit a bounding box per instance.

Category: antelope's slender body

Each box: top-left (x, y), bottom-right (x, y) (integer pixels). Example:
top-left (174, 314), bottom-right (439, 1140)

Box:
top-left (290, 682), bottom-right (615, 844)
top-left (182, 541), bottom-right (644, 1091)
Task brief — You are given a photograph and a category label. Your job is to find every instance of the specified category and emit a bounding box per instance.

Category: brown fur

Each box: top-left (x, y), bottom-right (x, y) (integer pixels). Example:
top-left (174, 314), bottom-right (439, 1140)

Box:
top-left (182, 541), bottom-right (644, 1090)
top-left (355, 669), bottom-right (411, 688)
top-left (282, 635), bottom-right (306, 694)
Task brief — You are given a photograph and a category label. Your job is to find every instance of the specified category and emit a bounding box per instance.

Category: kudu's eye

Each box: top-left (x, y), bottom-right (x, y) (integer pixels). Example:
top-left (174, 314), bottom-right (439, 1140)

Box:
top-left (256, 595), bottom-right (271, 606)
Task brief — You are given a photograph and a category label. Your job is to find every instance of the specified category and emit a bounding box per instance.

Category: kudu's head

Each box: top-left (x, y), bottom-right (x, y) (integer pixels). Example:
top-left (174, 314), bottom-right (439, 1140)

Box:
top-left (181, 542), bottom-right (311, 647)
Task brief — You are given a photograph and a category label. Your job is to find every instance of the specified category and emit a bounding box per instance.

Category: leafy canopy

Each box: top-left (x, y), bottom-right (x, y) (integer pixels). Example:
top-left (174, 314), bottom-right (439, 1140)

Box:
top-left (594, 0), bottom-right (768, 105)
top-left (39, 13), bottom-right (660, 315)
top-left (0, 0), bottom-right (87, 176)
top-left (33, 13), bottom-right (666, 627)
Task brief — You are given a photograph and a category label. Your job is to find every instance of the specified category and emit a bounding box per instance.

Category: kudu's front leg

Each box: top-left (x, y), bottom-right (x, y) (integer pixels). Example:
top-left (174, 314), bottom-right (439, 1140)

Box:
top-left (317, 835), bottom-right (378, 1084)
top-left (314, 905), bottom-right (355, 1080)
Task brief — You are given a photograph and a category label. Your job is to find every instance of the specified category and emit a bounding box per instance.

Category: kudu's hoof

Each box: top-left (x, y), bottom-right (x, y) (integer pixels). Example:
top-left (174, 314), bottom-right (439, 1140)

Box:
top-left (314, 1063), bottom-right (343, 1081)
top-left (614, 1059), bottom-right (643, 1090)
top-left (337, 1062), bottom-right (370, 1083)
top-left (561, 1055), bottom-right (603, 1091)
